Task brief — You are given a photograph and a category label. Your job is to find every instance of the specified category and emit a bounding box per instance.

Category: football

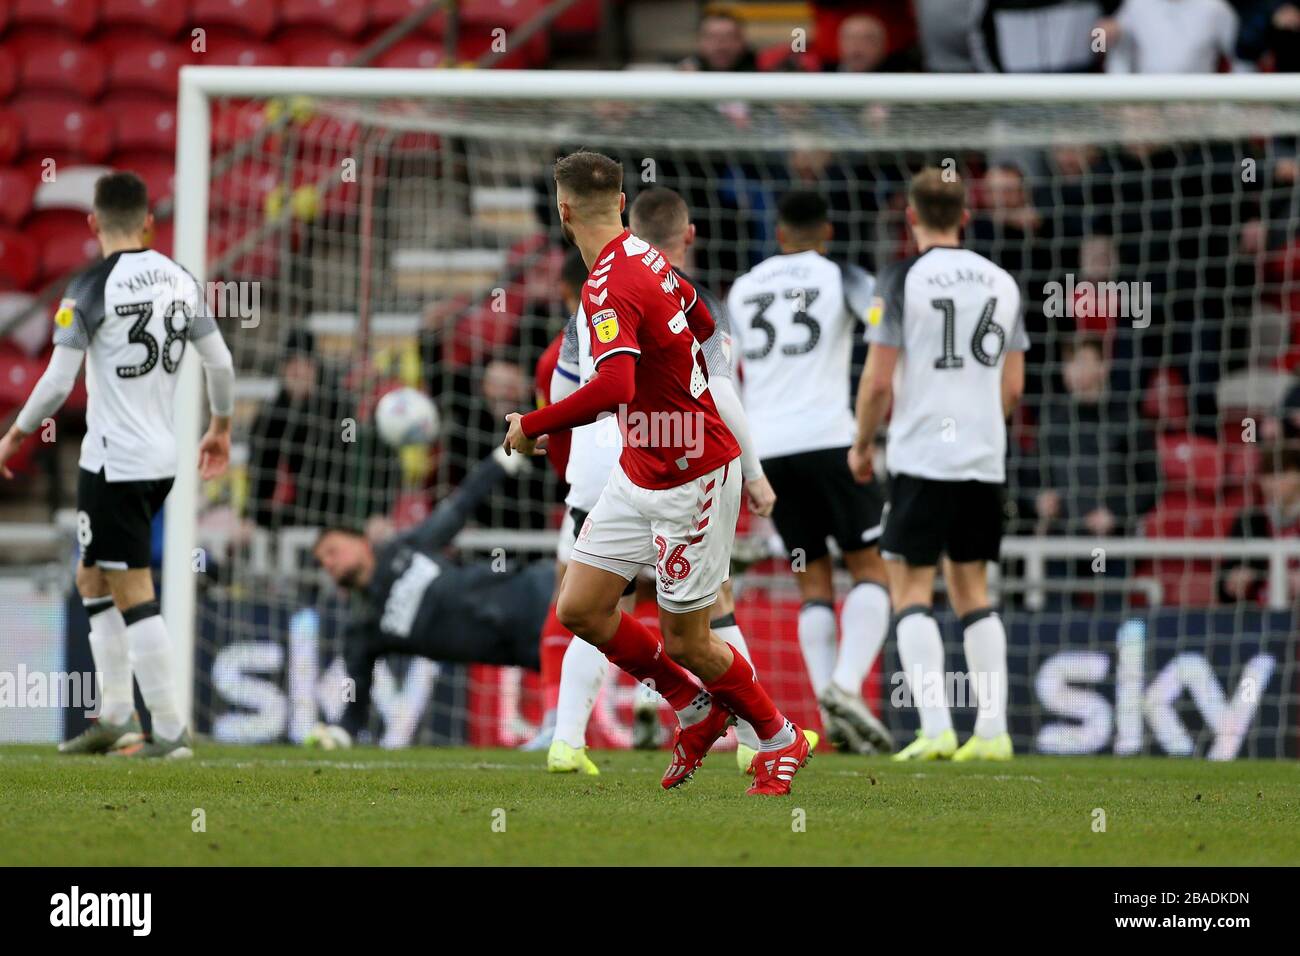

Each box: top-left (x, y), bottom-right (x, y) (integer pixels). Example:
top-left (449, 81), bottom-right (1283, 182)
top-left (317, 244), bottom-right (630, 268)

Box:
top-left (374, 387), bottom-right (440, 447)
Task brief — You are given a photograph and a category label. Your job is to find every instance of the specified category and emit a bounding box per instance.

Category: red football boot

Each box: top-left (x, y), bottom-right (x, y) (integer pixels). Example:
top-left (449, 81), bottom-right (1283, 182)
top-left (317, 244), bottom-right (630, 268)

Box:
top-left (661, 699), bottom-right (734, 789)
top-left (746, 723), bottom-right (813, 796)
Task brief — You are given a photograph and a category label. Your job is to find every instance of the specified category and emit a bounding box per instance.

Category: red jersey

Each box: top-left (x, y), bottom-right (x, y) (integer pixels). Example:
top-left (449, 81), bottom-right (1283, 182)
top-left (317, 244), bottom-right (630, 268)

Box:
top-left (533, 331), bottom-right (572, 479)
top-left (584, 230), bottom-right (738, 489)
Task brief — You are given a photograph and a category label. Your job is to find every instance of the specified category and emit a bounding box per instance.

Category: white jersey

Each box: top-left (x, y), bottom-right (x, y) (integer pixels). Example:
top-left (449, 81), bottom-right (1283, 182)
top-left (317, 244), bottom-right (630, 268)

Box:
top-left (727, 250), bottom-right (874, 459)
top-left (563, 302), bottom-right (623, 511)
top-left (53, 248), bottom-right (215, 481)
top-left (557, 267), bottom-right (734, 511)
top-left (864, 246), bottom-right (1028, 484)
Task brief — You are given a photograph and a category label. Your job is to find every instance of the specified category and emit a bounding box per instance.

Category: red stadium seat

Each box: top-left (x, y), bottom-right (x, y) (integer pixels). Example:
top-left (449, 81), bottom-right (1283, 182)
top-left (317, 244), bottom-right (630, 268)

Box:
top-left (554, 0), bottom-right (603, 34)
top-left (373, 36), bottom-right (444, 70)
top-left (210, 99), bottom-right (272, 151)
top-left (112, 151), bottom-right (175, 204)
top-left (0, 48), bottom-right (16, 101)
top-left (100, 0), bottom-right (189, 37)
top-left (206, 219), bottom-right (281, 279)
top-left (0, 109), bottom-right (22, 165)
top-left (457, 26), bottom-right (548, 68)
top-left (458, 0), bottom-right (546, 28)
top-left (100, 37), bottom-right (192, 97)
top-left (281, 0), bottom-right (369, 38)
top-left (0, 0), bottom-right (9, 35)
top-left (12, 97), bottom-right (113, 164)
top-left (101, 94), bottom-right (177, 153)
top-left (368, 0), bottom-right (444, 35)
top-left (757, 41), bottom-right (824, 72)
top-left (39, 230), bottom-right (102, 283)
top-left (15, 38), bottom-right (107, 100)
top-left (1157, 432), bottom-right (1221, 500)
top-left (0, 167), bottom-right (36, 225)
top-left (147, 219), bottom-right (173, 256)
top-left (0, 228), bottom-right (40, 290)
top-left (1141, 494), bottom-right (1235, 538)
top-left (25, 207), bottom-right (90, 247)
top-left (190, 0), bottom-right (279, 39)
top-left (202, 30), bottom-right (286, 67)
top-left (279, 33), bottom-right (363, 68)
top-left (12, 0), bottom-right (98, 36)
top-left (209, 158), bottom-right (282, 217)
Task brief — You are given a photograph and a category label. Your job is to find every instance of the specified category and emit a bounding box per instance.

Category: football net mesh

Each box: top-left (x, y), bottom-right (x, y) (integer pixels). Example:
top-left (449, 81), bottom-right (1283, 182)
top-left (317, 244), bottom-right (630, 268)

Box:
top-left (188, 87), bottom-right (1300, 757)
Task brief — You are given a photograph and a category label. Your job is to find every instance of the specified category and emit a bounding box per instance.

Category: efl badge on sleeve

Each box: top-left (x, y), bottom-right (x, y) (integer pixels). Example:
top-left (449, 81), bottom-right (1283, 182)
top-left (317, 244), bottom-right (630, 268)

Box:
top-left (592, 309), bottom-right (619, 344)
top-left (866, 297), bottom-right (884, 327)
top-left (54, 299), bottom-right (76, 328)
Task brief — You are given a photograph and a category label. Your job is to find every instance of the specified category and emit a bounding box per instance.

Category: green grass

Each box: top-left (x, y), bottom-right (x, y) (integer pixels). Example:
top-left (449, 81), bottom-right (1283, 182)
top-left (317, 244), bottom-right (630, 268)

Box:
top-left (1, 744), bottom-right (1297, 866)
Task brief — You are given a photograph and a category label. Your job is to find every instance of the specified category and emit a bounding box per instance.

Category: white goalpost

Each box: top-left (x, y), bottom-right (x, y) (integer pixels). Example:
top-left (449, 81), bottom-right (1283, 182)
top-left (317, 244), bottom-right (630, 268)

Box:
top-left (168, 67), bottom-right (1300, 755)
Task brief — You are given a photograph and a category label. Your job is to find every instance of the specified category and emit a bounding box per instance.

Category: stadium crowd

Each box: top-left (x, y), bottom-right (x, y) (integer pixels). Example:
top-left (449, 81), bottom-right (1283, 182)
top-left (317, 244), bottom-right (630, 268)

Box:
top-left (2, 0), bottom-right (1300, 608)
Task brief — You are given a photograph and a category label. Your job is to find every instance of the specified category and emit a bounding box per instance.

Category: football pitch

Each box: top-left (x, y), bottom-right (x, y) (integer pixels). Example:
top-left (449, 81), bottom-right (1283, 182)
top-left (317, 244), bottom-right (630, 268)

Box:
top-left (1, 745), bottom-right (1297, 866)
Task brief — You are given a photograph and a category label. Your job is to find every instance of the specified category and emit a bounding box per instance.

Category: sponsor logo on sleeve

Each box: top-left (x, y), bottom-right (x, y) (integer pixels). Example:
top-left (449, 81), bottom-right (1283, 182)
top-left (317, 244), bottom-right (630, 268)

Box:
top-left (592, 309), bottom-right (619, 344)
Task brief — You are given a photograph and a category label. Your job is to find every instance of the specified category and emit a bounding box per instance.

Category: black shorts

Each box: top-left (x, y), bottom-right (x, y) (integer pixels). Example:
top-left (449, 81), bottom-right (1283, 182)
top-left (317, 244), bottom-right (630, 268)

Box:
top-left (880, 473), bottom-right (1004, 567)
top-left (570, 507), bottom-right (636, 597)
top-left (76, 467), bottom-right (173, 570)
top-left (761, 446), bottom-right (885, 563)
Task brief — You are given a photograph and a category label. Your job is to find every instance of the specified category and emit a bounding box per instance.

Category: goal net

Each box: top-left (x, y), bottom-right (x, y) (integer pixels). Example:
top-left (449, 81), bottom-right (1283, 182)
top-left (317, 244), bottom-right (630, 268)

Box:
top-left (171, 70), bottom-right (1300, 758)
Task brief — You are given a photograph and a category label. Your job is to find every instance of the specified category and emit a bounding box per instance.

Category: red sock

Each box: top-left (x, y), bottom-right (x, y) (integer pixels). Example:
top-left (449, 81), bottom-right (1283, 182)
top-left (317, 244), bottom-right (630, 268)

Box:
top-left (538, 602), bottom-right (570, 711)
top-left (601, 611), bottom-right (700, 711)
top-left (705, 644), bottom-right (786, 739)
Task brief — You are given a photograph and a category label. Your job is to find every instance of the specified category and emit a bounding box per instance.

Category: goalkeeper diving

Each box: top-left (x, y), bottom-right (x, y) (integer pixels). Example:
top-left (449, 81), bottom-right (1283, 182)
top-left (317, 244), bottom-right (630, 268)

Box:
top-left (308, 447), bottom-right (546, 748)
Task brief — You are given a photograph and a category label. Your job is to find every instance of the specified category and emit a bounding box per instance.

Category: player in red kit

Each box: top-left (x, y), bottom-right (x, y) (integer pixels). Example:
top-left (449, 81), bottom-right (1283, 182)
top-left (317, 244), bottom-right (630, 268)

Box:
top-left (503, 151), bottom-right (811, 795)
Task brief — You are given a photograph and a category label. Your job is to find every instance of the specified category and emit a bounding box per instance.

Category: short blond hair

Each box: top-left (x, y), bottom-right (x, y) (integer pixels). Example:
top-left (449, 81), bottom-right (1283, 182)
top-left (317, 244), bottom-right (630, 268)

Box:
top-left (908, 167), bottom-right (966, 231)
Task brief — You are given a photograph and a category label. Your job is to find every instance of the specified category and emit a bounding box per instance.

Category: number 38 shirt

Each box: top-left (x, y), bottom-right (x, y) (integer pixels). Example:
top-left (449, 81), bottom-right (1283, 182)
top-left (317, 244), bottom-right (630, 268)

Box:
top-left (582, 230), bottom-right (738, 489)
top-left (865, 245), bottom-right (1028, 484)
top-left (53, 249), bottom-right (217, 482)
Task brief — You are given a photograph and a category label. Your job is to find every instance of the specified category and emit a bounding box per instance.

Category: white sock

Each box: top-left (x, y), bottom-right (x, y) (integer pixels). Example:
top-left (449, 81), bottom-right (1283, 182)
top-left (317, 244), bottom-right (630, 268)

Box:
top-left (963, 610), bottom-right (1009, 739)
top-left (714, 621), bottom-right (760, 751)
top-left (85, 597), bottom-right (133, 725)
top-left (759, 718), bottom-right (796, 752)
top-left (831, 581), bottom-right (890, 695)
top-left (797, 601), bottom-right (837, 696)
top-left (675, 688), bottom-right (713, 728)
top-left (124, 605), bottom-right (184, 741)
top-left (553, 637), bottom-right (608, 749)
top-left (895, 608), bottom-right (952, 738)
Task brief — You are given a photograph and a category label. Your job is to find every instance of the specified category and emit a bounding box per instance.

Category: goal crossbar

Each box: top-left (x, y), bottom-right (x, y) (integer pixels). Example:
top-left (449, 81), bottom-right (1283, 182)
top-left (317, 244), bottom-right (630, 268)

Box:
top-left (167, 66), bottom-right (1300, 727)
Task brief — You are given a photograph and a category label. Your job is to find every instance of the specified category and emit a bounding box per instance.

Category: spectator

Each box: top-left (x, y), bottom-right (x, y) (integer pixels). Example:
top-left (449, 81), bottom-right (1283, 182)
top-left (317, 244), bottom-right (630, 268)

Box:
top-left (248, 329), bottom-right (386, 530)
top-left (1218, 443), bottom-right (1300, 603)
top-left (1104, 0), bottom-right (1245, 73)
top-left (811, 1), bottom-right (918, 66)
top-left (828, 14), bottom-right (910, 72)
top-left (974, 0), bottom-right (1119, 72)
top-left (1026, 336), bottom-right (1158, 537)
top-left (679, 11), bottom-right (757, 72)
top-left (1237, 1), bottom-right (1300, 70)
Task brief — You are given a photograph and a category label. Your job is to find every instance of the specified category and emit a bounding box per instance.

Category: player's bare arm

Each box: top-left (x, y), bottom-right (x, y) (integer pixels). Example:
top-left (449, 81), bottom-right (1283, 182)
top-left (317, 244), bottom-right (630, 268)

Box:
top-left (504, 351), bottom-right (635, 455)
top-left (849, 342), bottom-right (897, 482)
top-left (192, 322), bottom-right (236, 480)
top-left (1002, 349), bottom-right (1026, 418)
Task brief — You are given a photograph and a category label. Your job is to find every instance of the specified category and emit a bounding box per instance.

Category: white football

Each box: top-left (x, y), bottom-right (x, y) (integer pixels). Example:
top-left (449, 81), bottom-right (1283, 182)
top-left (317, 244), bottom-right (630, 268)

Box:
top-left (375, 387), bottom-right (440, 447)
